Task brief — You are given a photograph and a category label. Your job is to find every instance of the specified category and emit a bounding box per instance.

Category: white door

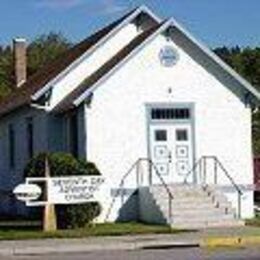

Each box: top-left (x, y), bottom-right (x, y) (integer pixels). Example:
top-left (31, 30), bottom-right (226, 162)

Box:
top-left (148, 106), bottom-right (194, 184)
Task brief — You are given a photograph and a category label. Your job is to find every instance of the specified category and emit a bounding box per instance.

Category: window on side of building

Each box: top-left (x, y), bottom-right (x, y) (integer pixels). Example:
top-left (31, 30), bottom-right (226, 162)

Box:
top-left (26, 117), bottom-right (34, 159)
top-left (8, 124), bottom-right (15, 169)
top-left (67, 113), bottom-right (78, 158)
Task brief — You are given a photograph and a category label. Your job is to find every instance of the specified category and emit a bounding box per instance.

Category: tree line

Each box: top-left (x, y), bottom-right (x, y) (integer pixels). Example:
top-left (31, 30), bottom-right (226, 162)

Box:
top-left (0, 33), bottom-right (259, 154)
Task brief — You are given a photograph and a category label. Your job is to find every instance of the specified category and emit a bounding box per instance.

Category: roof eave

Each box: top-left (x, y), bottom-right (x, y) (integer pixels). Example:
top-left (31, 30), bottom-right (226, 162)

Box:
top-left (72, 18), bottom-right (260, 108)
top-left (72, 20), bottom-right (172, 107)
top-left (30, 6), bottom-right (161, 102)
top-left (51, 15), bottom-right (260, 113)
top-left (169, 17), bottom-right (260, 102)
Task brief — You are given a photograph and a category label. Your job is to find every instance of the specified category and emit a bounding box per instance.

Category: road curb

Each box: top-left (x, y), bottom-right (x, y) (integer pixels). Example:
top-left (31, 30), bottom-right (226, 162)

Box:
top-left (0, 236), bottom-right (260, 256)
top-left (201, 236), bottom-right (260, 248)
top-left (0, 240), bottom-right (200, 256)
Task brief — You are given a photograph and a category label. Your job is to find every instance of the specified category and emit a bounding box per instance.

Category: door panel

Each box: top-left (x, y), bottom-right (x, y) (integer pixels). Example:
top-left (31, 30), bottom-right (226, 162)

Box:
top-left (174, 125), bottom-right (193, 182)
top-left (150, 126), bottom-right (172, 183)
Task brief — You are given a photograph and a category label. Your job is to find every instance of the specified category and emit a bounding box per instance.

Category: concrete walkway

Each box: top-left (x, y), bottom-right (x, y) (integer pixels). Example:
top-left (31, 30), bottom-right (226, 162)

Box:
top-left (0, 226), bottom-right (259, 256)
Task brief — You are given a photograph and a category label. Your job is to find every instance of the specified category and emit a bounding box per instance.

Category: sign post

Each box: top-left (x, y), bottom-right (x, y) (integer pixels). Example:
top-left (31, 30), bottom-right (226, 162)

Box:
top-left (43, 158), bottom-right (57, 232)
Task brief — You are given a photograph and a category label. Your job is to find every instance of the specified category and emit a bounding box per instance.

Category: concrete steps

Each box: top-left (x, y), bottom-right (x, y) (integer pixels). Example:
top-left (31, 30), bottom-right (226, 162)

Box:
top-left (139, 184), bottom-right (244, 229)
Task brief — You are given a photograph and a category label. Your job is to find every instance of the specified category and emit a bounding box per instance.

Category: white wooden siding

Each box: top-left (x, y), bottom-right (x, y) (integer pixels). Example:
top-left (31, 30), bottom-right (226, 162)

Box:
top-left (84, 33), bottom-right (254, 220)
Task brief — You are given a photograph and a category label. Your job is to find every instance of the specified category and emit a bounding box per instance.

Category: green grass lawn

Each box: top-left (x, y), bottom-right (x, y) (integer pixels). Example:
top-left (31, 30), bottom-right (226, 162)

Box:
top-left (246, 213), bottom-right (260, 227)
top-left (0, 222), bottom-right (189, 241)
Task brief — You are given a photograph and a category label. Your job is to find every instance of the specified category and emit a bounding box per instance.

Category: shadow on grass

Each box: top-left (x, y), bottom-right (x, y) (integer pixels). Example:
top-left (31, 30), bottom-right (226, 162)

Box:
top-left (0, 221), bottom-right (197, 240)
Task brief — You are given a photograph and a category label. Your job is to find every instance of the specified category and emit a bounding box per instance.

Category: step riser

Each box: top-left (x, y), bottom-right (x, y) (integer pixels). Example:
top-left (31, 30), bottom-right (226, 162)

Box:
top-left (151, 189), bottom-right (208, 196)
top-left (168, 215), bottom-right (236, 222)
top-left (158, 202), bottom-right (232, 209)
top-left (158, 201), bottom-right (233, 210)
top-left (171, 222), bottom-right (244, 229)
top-left (161, 208), bottom-right (235, 217)
top-left (152, 191), bottom-right (230, 200)
top-left (153, 197), bottom-right (231, 207)
top-left (163, 208), bottom-right (235, 216)
top-left (152, 193), bottom-right (232, 208)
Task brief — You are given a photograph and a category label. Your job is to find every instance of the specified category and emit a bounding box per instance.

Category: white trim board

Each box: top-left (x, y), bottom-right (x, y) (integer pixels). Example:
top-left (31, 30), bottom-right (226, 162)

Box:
top-left (31, 6), bottom-right (161, 102)
top-left (73, 20), bottom-right (173, 107)
top-left (170, 17), bottom-right (260, 102)
top-left (72, 17), bottom-right (260, 108)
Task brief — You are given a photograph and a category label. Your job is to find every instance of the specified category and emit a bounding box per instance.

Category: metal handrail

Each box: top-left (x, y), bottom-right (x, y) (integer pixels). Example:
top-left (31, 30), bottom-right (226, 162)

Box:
top-left (105, 158), bottom-right (174, 223)
top-left (146, 158), bottom-right (174, 223)
top-left (183, 158), bottom-right (202, 184)
top-left (183, 155), bottom-right (243, 218)
top-left (212, 156), bottom-right (243, 219)
top-left (146, 158), bottom-right (174, 199)
top-left (213, 157), bottom-right (243, 195)
top-left (105, 158), bottom-right (141, 221)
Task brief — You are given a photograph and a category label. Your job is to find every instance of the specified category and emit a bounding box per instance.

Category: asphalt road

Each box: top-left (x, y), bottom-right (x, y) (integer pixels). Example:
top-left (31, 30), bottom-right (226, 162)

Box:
top-left (2, 247), bottom-right (260, 260)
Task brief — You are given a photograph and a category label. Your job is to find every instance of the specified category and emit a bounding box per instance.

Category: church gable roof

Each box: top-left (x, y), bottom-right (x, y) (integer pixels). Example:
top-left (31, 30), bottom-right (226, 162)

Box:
top-left (54, 19), bottom-right (260, 112)
top-left (0, 6), bottom-right (259, 118)
top-left (53, 23), bottom-right (162, 113)
top-left (0, 6), bottom-right (159, 117)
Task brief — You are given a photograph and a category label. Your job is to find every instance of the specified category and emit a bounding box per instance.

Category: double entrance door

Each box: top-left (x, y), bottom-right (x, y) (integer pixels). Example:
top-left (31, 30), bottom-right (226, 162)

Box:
top-left (148, 106), bottom-right (194, 184)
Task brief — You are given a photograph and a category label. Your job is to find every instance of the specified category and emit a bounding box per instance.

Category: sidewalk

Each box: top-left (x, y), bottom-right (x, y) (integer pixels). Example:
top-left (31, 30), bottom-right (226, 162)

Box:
top-left (0, 226), bottom-right (259, 256)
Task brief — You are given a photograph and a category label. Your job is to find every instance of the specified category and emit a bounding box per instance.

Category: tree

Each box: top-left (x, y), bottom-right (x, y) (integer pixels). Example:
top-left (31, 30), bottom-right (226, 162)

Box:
top-left (27, 32), bottom-right (72, 76)
top-left (253, 111), bottom-right (260, 155)
top-left (0, 46), bottom-right (13, 98)
top-left (214, 46), bottom-right (233, 65)
top-left (0, 32), bottom-right (71, 99)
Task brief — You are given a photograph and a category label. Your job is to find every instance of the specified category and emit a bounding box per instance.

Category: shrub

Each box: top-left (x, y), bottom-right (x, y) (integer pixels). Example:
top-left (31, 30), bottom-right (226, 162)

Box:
top-left (24, 152), bottom-right (100, 177)
top-left (24, 152), bottom-right (102, 229)
top-left (56, 203), bottom-right (101, 229)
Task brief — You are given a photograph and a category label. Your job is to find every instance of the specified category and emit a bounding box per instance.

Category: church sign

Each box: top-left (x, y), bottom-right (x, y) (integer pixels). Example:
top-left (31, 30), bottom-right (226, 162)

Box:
top-left (13, 176), bottom-right (105, 206)
top-left (13, 183), bottom-right (42, 202)
top-left (48, 176), bottom-right (105, 204)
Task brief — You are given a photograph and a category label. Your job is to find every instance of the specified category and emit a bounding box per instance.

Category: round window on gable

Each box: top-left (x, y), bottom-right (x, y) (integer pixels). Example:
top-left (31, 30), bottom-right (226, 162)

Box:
top-left (159, 46), bottom-right (179, 67)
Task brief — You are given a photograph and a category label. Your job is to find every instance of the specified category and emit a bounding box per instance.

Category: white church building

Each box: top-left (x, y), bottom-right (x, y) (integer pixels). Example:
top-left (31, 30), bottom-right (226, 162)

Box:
top-left (0, 6), bottom-right (259, 228)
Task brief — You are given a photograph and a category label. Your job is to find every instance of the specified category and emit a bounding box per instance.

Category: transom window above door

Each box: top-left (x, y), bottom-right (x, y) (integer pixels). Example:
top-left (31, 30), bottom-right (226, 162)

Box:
top-left (150, 108), bottom-right (190, 121)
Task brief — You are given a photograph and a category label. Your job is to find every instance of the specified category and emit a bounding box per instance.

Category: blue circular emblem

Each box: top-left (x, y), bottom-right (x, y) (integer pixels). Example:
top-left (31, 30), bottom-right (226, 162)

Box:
top-left (159, 46), bottom-right (179, 67)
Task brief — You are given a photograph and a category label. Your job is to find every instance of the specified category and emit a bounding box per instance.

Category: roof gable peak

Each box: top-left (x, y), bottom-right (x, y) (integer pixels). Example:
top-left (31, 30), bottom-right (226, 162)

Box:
top-left (0, 7), bottom-right (161, 117)
top-left (137, 5), bottom-right (161, 22)
top-left (31, 6), bottom-right (160, 102)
